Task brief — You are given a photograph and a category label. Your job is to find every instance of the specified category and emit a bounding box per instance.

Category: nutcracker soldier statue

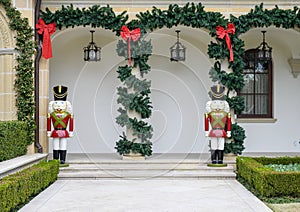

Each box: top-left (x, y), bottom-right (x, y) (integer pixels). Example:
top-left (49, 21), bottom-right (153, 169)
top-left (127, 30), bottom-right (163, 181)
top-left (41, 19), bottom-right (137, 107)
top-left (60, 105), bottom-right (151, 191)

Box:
top-left (47, 85), bottom-right (74, 164)
top-left (204, 84), bottom-right (231, 165)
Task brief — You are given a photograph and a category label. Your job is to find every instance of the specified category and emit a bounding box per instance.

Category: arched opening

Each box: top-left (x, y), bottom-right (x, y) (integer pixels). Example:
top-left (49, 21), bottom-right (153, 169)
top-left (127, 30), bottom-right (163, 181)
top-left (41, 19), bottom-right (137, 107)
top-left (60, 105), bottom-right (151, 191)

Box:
top-left (48, 26), bottom-right (215, 154)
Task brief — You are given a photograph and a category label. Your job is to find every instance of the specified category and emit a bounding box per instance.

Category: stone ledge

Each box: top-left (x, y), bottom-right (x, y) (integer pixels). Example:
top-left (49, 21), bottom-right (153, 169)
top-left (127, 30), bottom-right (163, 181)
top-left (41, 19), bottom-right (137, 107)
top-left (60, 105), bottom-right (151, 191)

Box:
top-left (0, 153), bottom-right (48, 179)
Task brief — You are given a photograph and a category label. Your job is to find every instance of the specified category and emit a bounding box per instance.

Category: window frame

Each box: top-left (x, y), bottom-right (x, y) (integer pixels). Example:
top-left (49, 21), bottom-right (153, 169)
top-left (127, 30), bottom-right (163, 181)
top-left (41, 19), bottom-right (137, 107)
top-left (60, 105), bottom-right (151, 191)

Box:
top-left (238, 48), bottom-right (273, 119)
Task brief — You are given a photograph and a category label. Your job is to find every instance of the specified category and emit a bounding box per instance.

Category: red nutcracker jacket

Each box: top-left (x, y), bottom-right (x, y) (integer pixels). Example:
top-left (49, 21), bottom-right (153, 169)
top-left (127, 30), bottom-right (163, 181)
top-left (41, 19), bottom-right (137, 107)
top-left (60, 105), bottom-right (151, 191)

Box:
top-left (47, 112), bottom-right (73, 138)
top-left (205, 111), bottom-right (231, 138)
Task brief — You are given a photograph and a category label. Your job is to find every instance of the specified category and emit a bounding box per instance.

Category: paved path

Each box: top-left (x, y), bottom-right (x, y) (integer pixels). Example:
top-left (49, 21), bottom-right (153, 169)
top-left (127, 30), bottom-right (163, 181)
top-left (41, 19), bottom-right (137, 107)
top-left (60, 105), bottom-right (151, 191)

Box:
top-left (19, 179), bottom-right (272, 212)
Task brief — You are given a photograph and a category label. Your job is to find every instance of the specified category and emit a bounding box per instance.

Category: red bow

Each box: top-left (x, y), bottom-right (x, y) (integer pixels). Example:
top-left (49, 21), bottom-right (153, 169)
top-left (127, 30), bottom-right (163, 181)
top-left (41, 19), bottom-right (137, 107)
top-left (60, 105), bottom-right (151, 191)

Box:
top-left (36, 19), bottom-right (56, 59)
top-left (120, 25), bottom-right (141, 66)
top-left (216, 23), bottom-right (235, 62)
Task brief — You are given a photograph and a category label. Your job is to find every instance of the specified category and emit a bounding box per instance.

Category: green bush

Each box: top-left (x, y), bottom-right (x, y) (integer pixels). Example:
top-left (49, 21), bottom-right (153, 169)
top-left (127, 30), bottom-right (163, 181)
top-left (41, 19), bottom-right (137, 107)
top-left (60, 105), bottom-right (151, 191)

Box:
top-left (224, 123), bottom-right (246, 155)
top-left (0, 121), bottom-right (29, 162)
top-left (237, 156), bottom-right (300, 197)
top-left (0, 160), bottom-right (59, 212)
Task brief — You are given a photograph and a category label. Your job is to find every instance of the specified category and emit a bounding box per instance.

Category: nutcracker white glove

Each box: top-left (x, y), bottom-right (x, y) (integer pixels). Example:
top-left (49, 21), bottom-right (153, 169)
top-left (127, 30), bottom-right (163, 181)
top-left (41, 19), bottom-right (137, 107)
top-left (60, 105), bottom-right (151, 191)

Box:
top-left (227, 131), bottom-right (231, 138)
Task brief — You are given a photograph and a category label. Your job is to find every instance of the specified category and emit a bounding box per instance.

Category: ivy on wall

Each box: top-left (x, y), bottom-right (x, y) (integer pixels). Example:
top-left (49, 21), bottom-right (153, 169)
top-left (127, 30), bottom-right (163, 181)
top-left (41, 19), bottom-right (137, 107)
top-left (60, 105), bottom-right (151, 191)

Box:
top-left (0, 0), bottom-right (36, 145)
top-left (2, 1), bottom-right (299, 154)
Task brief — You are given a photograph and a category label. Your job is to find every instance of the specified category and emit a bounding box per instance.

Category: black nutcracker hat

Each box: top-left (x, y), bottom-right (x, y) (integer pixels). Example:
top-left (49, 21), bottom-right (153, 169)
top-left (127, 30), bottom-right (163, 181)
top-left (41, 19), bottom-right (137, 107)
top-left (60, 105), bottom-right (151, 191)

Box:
top-left (210, 84), bottom-right (225, 100)
top-left (53, 85), bottom-right (68, 101)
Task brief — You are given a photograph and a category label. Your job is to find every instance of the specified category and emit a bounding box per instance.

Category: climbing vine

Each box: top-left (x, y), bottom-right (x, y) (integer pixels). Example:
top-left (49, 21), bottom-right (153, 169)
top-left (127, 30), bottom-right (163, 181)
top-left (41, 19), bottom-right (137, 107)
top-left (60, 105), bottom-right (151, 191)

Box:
top-left (3, 1), bottom-right (299, 154)
top-left (0, 0), bottom-right (36, 145)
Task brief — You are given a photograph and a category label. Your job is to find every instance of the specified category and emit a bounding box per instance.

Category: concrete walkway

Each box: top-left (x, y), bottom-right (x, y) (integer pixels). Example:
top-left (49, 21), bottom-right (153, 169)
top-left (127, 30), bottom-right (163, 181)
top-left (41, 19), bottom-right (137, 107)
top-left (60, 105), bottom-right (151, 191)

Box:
top-left (19, 179), bottom-right (272, 212)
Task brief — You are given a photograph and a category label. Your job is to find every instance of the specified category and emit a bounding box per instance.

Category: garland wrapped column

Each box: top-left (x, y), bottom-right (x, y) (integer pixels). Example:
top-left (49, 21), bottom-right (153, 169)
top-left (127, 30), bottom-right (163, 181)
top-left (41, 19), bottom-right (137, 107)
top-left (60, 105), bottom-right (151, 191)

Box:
top-left (115, 25), bottom-right (153, 158)
top-left (124, 66), bottom-right (143, 158)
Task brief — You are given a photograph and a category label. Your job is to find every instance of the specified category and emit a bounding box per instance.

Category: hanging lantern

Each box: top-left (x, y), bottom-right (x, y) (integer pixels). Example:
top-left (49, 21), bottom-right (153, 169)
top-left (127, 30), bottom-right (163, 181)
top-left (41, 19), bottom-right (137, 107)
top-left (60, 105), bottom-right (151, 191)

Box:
top-left (83, 30), bottom-right (101, 62)
top-left (170, 30), bottom-right (186, 62)
top-left (256, 31), bottom-right (272, 60)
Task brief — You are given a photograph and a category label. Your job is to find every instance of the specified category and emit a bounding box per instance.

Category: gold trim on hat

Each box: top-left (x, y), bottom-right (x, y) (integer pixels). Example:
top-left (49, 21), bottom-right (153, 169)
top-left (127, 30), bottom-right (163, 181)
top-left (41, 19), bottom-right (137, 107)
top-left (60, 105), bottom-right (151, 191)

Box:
top-left (210, 87), bottom-right (225, 99)
top-left (53, 88), bottom-right (68, 99)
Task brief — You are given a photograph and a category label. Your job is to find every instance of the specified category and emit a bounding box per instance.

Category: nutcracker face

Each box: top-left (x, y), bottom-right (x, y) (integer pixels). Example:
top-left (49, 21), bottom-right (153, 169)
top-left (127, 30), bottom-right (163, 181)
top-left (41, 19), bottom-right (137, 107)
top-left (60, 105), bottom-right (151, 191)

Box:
top-left (52, 101), bottom-right (67, 113)
top-left (210, 100), bottom-right (225, 111)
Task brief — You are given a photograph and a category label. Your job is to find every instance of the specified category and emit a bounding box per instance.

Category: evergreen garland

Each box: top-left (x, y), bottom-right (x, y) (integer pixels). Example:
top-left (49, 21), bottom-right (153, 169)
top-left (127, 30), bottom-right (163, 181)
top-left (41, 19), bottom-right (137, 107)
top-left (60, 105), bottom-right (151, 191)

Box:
top-left (115, 32), bottom-right (153, 156)
top-left (40, 4), bottom-right (128, 31)
top-left (0, 0), bottom-right (36, 145)
top-left (4, 2), bottom-right (298, 154)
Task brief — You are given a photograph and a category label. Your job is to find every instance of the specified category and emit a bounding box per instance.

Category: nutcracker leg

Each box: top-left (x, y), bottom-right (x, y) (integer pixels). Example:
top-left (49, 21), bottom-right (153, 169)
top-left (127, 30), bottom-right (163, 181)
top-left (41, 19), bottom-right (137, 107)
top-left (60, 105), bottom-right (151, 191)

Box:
top-left (53, 138), bottom-right (60, 160)
top-left (60, 150), bottom-right (67, 164)
top-left (217, 150), bottom-right (224, 164)
top-left (211, 150), bottom-right (217, 164)
top-left (210, 138), bottom-right (218, 164)
top-left (53, 150), bottom-right (59, 160)
top-left (59, 138), bottom-right (67, 164)
top-left (58, 150), bottom-right (61, 160)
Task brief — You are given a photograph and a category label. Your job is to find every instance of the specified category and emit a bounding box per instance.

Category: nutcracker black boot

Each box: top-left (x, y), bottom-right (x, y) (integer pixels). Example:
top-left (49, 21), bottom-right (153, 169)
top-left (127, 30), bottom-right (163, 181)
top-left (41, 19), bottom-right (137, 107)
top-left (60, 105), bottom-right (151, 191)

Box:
top-left (217, 150), bottom-right (224, 164)
top-left (211, 150), bottom-right (217, 164)
top-left (60, 150), bottom-right (67, 164)
top-left (53, 150), bottom-right (59, 160)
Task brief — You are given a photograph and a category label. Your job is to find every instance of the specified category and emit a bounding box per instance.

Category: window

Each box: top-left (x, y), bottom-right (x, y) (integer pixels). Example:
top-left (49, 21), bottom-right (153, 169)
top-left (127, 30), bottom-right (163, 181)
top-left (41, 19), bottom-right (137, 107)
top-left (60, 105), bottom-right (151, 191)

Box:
top-left (238, 49), bottom-right (273, 118)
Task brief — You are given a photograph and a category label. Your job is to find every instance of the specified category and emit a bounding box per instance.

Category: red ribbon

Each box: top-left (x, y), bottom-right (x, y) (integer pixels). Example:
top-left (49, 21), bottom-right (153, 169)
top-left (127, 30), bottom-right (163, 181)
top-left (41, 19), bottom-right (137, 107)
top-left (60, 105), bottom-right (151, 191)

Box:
top-left (120, 25), bottom-right (141, 66)
top-left (216, 23), bottom-right (235, 62)
top-left (36, 19), bottom-right (56, 59)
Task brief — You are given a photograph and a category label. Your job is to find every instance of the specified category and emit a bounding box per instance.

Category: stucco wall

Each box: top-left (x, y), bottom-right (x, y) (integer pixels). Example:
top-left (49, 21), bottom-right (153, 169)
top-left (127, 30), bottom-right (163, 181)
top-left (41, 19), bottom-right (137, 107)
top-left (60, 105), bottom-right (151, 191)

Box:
top-left (239, 27), bottom-right (300, 152)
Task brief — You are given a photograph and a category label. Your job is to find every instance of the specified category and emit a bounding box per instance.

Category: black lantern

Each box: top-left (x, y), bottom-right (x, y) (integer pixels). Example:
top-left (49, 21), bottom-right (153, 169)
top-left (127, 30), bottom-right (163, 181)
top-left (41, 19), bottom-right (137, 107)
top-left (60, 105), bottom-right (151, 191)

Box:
top-left (256, 31), bottom-right (272, 60)
top-left (83, 30), bottom-right (101, 62)
top-left (170, 30), bottom-right (186, 62)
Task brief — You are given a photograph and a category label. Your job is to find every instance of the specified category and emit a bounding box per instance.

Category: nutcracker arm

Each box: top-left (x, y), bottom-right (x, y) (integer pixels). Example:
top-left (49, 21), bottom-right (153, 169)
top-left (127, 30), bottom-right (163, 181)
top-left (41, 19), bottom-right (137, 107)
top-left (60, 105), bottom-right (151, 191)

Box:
top-left (226, 113), bottom-right (231, 138)
top-left (204, 113), bottom-right (209, 137)
top-left (68, 114), bottom-right (74, 137)
top-left (47, 113), bottom-right (51, 137)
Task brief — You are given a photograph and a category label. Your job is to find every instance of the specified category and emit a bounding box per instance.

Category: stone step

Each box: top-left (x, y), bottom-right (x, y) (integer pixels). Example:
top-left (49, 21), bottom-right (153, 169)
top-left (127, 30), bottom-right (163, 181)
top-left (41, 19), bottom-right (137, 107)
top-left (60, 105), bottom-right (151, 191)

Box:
top-left (60, 163), bottom-right (233, 171)
top-left (0, 153), bottom-right (48, 179)
top-left (58, 163), bottom-right (236, 180)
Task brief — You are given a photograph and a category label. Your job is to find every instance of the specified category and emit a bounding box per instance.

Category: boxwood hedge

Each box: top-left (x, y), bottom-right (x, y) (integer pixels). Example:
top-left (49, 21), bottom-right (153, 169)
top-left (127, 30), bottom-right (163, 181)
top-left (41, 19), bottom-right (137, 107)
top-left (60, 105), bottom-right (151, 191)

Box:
top-left (0, 159), bottom-right (59, 212)
top-left (236, 156), bottom-right (300, 197)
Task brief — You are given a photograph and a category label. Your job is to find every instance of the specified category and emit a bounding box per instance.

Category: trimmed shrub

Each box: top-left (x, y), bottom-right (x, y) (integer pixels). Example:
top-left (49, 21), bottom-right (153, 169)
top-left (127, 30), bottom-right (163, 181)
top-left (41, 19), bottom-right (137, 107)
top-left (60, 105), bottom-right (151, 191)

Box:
top-left (0, 160), bottom-right (59, 212)
top-left (0, 121), bottom-right (28, 162)
top-left (237, 156), bottom-right (300, 197)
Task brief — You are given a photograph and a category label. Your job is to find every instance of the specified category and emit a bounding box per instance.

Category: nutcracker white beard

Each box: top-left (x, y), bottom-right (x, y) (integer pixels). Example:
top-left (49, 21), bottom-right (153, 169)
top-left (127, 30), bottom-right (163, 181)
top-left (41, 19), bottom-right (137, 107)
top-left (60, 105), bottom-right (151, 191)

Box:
top-left (53, 101), bottom-right (67, 112)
